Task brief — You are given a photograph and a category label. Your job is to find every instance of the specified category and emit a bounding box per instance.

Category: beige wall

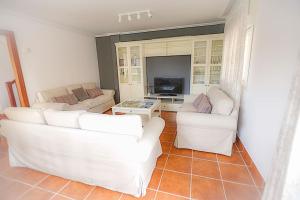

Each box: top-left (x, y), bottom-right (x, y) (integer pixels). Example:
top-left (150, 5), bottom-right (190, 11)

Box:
top-left (0, 11), bottom-right (100, 104)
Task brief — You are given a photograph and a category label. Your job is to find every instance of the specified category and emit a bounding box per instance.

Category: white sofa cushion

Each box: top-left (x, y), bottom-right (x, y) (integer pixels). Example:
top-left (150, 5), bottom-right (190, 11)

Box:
top-left (37, 87), bottom-right (69, 103)
top-left (79, 113), bottom-right (143, 139)
top-left (81, 82), bottom-right (97, 90)
top-left (66, 103), bottom-right (91, 111)
top-left (177, 111), bottom-right (237, 130)
top-left (4, 107), bottom-right (45, 124)
top-left (207, 87), bottom-right (234, 115)
top-left (66, 84), bottom-right (82, 94)
top-left (79, 95), bottom-right (112, 109)
top-left (179, 103), bottom-right (197, 112)
top-left (44, 109), bottom-right (86, 128)
top-left (31, 102), bottom-right (68, 110)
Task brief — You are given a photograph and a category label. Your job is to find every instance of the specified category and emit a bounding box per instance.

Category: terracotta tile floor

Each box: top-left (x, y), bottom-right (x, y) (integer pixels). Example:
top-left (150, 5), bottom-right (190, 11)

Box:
top-left (0, 111), bottom-right (263, 200)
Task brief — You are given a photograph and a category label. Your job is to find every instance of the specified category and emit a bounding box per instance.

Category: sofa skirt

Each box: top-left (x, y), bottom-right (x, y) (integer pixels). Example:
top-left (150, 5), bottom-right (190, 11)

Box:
top-left (8, 140), bottom-right (162, 197)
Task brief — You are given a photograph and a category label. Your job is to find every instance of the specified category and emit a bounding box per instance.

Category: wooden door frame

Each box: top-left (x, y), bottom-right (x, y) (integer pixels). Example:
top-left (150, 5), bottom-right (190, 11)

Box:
top-left (0, 30), bottom-right (29, 107)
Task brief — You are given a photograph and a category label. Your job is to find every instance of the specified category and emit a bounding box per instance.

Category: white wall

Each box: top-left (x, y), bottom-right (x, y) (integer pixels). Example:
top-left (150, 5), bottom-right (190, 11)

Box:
top-left (238, 0), bottom-right (300, 180)
top-left (0, 11), bottom-right (100, 104)
top-left (0, 36), bottom-right (14, 110)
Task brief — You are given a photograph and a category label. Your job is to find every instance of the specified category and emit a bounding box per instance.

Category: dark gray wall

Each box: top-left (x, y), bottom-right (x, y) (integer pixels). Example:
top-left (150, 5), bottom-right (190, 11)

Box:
top-left (146, 56), bottom-right (191, 94)
top-left (95, 24), bottom-right (225, 103)
top-left (96, 36), bottom-right (120, 102)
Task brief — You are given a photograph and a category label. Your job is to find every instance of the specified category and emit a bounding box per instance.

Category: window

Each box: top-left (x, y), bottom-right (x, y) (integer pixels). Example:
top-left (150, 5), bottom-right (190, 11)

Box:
top-left (242, 25), bottom-right (254, 86)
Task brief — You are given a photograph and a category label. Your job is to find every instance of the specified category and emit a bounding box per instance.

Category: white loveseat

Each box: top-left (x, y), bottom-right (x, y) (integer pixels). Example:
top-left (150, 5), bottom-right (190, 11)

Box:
top-left (0, 107), bottom-right (165, 197)
top-left (175, 87), bottom-right (238, 156)
top-left (34, 82), bottom-right (115, 113)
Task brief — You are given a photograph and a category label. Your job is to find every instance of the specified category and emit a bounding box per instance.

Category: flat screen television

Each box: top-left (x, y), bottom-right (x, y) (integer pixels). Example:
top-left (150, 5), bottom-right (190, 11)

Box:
top-left (154, 78), bottom-right (184, 96)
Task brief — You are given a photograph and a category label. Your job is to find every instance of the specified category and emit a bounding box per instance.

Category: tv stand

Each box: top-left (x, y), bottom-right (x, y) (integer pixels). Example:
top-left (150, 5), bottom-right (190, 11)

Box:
top-left (159, 93), bottom-right (177, 96)
top-left (144, 94), bottom-right (184, 112)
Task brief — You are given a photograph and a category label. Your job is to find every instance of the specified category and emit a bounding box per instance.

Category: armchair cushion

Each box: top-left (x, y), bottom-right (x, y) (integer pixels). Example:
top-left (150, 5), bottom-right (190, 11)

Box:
top-left (207, 87), bottom-right (234, 115)
top-left (79, 113), bottom-right (143, 140)
top-left (177, 111), bottom-right (237, 130)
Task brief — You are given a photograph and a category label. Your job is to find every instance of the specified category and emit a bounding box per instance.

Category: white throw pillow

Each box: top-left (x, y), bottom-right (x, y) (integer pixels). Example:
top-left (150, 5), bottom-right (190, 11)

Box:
top-left (207, 87), bottom-right (234, 115)
top-left (79, 113), bottom-right (143, 139)
top-left (4, 107), bottom-right (45, 124)
top-left (44, 109), bottom-right (86, 128)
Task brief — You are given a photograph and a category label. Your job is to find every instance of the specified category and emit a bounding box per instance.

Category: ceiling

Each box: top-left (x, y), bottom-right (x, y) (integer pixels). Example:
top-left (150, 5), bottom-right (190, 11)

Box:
top-left (0, 0), bottom-right (232, 35)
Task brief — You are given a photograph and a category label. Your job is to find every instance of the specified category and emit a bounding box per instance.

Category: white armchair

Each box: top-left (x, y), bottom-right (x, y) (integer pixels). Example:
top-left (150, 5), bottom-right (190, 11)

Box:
top-left (175, 87), bottom-right (238, 156)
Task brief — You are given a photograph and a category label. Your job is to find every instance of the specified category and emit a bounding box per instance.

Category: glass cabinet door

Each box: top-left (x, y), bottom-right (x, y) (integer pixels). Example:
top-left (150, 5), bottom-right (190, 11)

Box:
top-left (130, 67), bottom-right (142, 83)
top-left (119, 67), bottom-right (129, 83)
top-left (209, 66), bottom-right (221, 84)
top-left (118, 47), bottom-right (128, 67)
top-left (193, 66), bottom-right (206, 84)
top-left (130, 46), bottom-right (141, 66)
top-left (193, 41), bottom-right (207, 64)
top-left (209, 40), bottom-right (223, 84)
top-left (129, 46), bottom-right (142, 84)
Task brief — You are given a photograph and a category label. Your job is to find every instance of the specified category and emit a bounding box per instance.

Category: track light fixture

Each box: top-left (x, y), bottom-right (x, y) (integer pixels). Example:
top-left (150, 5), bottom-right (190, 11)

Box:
top-left (118, 10), bottom-right (152, 23)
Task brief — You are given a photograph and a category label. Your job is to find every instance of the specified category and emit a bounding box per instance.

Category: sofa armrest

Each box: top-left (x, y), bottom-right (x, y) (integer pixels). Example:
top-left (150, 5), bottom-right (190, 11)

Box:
top-left (177, 111), bottom-right (237, 130)
top-left (102, 89), bottom-right (115, 97)
top-left (136, 117), bottom-right (165, 162)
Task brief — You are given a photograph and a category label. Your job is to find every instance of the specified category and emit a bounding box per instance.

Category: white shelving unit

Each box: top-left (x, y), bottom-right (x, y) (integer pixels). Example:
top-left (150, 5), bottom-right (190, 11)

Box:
top-left (115, 34), bottom-right (224, 105)
top-left (191, 37), bottom-right (224, 94)
top-left (116, 44), bottom-right (146, 102)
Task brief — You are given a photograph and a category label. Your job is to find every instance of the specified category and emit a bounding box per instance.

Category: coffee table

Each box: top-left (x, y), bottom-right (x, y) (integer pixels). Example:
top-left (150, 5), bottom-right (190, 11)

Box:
top-left (112, 99), bottom-right (161, 119)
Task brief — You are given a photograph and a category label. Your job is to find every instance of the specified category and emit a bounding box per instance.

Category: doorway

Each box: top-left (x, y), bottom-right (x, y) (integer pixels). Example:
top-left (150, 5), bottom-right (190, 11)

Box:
top-left (0, 30), bottom-right (29, 111)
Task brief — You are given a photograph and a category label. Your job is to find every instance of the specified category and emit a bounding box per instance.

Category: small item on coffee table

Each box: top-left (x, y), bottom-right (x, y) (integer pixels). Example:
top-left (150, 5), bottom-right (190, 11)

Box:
top-left (86, 87), bottom-right (104, 98)
top-left (53, 94), bottom-right (78, 105)
top-left (72, 87), bottom-right (89, 101)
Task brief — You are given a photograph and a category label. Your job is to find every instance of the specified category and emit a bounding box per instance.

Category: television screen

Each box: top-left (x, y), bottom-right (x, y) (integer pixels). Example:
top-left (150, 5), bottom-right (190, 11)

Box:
top-left (154, 78), bottom-right (184, 95)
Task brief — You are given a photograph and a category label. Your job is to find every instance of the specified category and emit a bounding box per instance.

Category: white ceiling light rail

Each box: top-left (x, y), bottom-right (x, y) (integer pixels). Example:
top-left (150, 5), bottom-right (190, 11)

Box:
top-left (118, 10), bottom-right (152, 23)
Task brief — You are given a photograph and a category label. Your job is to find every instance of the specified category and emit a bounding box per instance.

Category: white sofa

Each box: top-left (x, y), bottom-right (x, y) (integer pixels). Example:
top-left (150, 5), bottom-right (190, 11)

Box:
top-left (0, 107), bottom-right (165, 197)
top-left (175, 87), bottom-right (238, 156)
top-left (34, 82), bottom-right (115, 113)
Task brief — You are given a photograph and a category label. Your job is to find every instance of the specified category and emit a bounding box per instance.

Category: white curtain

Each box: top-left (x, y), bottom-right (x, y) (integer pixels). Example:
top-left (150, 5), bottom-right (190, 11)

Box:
top-left (221, 0), bottom-right (249, 107)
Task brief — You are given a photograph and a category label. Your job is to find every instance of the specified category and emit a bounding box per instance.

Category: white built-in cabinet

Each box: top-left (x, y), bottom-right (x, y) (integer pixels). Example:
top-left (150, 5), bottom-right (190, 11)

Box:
top-left (144, 40), bottom-right (192, 57)
top-left (191, 37), bottom-right (224, 94)
top-left (116, 44), bottom-right (145, 101)
top-left (116, 34), bottom-right (224, 102)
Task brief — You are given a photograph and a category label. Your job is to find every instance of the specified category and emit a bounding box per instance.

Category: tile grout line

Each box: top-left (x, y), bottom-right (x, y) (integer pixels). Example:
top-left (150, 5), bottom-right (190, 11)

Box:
top-left (154, 190), bottom-right (190, 199)
top-left (189, 150), bottom-right (193, 200)
top-left (49, 180), bottom-right (72, 200)
top-left (166, 152), bottom-right (245, 166)
top-left (15, 174), bottom-right (52, 200)
top-left (118, 193), bottom-right (124, 200)
top-left (237, 150), bottom-right (262, 195)
top-left (216, 153), bottom-right (228, 200)
top-left (0, 174), bottom-right (61, 199)
top-left (0, 174), bottom-right (74, 200)
top-left (153, 152), bottom-right (169, 200)
top-left (83, 185), bottom-right (96, 200)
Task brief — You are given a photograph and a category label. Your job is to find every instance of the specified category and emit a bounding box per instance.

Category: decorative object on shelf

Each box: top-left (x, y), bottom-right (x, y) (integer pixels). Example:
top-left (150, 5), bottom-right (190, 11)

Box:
top-left (118, 10), bottom-right (152, 23)
top-left (147, 85), bottom-right (154, 95)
